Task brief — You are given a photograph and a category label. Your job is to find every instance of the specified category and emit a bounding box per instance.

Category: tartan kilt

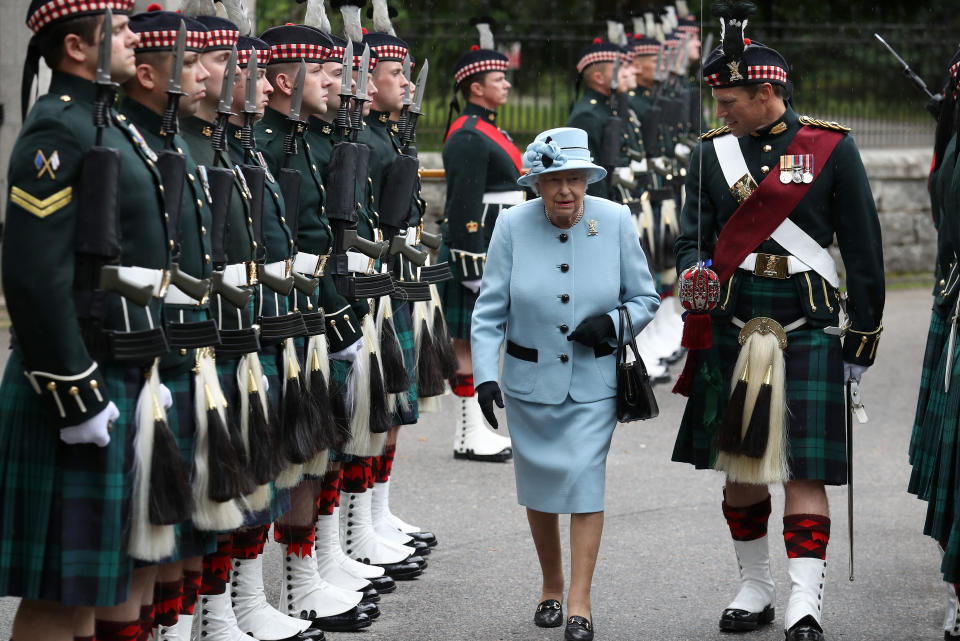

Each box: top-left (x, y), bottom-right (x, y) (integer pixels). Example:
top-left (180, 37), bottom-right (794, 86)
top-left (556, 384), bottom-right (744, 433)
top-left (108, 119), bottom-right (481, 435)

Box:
top-left (389, 299), bottom-right (418, 426)
top-left (435, 243), bottom-right (479, 340)
top-left (157, 365), bottom-right (217, 561)
top-left (671, 274), bottom-right (847, 485)
top-left (907, 307), bottom-right (951, 499)
top-left (327, 357), bottom-right (350, 464)
top-left (0, 352), bottom-right (142, 607)
top-left (217, 353), bottom-right (291, 528)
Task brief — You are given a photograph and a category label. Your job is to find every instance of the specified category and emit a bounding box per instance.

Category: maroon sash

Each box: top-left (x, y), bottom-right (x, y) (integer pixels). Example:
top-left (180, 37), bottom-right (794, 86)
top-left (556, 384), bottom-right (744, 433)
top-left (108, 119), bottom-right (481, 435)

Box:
top-left (445, 115), bottom-right (523, 174)
top-left (711, 126), bottom-right (845, 285)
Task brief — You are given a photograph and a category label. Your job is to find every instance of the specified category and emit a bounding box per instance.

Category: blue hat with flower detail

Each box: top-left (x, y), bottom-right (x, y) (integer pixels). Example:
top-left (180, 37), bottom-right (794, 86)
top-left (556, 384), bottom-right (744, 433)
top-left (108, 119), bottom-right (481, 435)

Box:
top-left (517, 127), bottom-right (606, 188)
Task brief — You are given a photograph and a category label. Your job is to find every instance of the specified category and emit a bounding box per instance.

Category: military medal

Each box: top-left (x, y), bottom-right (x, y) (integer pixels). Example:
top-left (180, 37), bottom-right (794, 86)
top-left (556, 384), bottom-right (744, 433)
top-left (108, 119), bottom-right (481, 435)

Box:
top-left (197, 165), bottom-right (213, 204)
top-left (256, 151), bottom-right (275, 183)
top-left (779, 155), bottom-right (792, 184)
top-left (234, 164), bottom-right (252, 200)
top-left (791, 155), bottom-right (804, 184)
top-left (802, 154), bottom-right (814, 183)
top-left (126, 123), bottom-right (158, 162)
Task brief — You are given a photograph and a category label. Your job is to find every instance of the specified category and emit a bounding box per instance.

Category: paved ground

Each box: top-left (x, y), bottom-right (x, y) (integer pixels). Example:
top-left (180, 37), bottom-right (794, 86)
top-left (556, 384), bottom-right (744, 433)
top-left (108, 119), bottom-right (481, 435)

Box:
top-left (0, 287), bottom-right (952, 640)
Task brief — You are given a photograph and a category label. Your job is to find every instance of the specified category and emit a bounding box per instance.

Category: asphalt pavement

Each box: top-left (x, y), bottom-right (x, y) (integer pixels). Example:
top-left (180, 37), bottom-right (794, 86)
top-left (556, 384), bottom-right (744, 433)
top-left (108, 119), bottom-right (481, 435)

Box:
top-left (0, 287), bottom-right (950, 640)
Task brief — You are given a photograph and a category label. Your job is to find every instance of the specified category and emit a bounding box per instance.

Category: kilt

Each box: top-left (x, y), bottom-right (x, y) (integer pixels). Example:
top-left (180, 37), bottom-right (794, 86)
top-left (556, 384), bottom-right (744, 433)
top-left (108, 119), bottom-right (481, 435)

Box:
top-left (907, 306), bottom-right (951, 499)
top-left (435, 242), bottom-right (479, 340)
top-left (218, 353), bottom-right (291, 528)
top-left (0, 352), bottom-right (142, 607)
top-left (672, 274), bottom-right (847, 485)
top-left (328, 357), bottom-right (351, 464)
top-left (157, 366), bottom-right (217, 561)
top-left (389, 299), bottom-right (418, 426)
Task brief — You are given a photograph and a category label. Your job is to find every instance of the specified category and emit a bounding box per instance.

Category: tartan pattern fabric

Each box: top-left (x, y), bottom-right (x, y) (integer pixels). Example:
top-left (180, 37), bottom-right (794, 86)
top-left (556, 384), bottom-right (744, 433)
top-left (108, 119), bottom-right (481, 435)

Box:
top-left (390, 299), bottom-right (419, 425)
top-left (238, 46), bottom-right (272, 68)
top-left (94, 619), bottom-right (141, 641)
top-left (181, 569), bottom-right (202, 615)
top-left (722, 495), bottom-right (771, 541)
top-left (134, 28), bottom-right (207, 52)
top-left (154, 579), bottom-right (182, 627)
top-left (369, 43), bottom-right (407, 62)
top-left (269, 42), bottom-right (329, 64)
top-left (0, 353), bottom-right (142, 607)
top-left (232, 524), bottom-right (269, 560)
top-left (26, 0), bottom-right (135, 33)
top-left (783, 514), bottom-right (831, 559)
top-left (633, 44), bottom-right (660, 55)
top-left (451, 373), bottom-right (475, 397)
top-left (672, 275), bottom-right (848, 484)
top-left (576, 50), bottom-right (620, 73)
top-left (908, 307), bottom-right (950, 498)
top-left (205, 28), bottom-right (238, 50)
top-left (375, 444), bottom-right (396, 483)
top-left (454, 58), bottom-right (510, 85)
top-left (200, 539), bottom-right (232, 595)
top-left (316, 469), bottom-right (341, 516)
top-left (705, 65), bottom-right (788, 87)
top-left (436, 243), bottom-right (480, 339)
top-left (331, 44), bottom-right (377, 71)
top-left (341, 460), bottom-right (370, 493)
top-left (139, 604), bottom-right (155, 639)
top-left (274, 524), bottom-right (314, 558)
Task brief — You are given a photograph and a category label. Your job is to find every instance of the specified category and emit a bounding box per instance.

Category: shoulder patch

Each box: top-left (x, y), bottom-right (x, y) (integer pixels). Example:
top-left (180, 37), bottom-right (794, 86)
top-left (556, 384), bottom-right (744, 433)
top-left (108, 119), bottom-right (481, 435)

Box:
top-left (798, 115), bottom-right (851, 133)
top-left (10, 185), bottom-right (72, 218)
top-left (700, 125), bottom-right (731, 140)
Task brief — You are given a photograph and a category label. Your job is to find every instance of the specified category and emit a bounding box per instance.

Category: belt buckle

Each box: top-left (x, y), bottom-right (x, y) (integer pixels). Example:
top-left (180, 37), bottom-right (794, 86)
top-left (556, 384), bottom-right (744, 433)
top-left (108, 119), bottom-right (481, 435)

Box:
top-left (246, 261), bottom-right (258, 286)
top-left (754, 253), bottom-right (788, 279)
top-left (284, 258), bottom-right (292, 278)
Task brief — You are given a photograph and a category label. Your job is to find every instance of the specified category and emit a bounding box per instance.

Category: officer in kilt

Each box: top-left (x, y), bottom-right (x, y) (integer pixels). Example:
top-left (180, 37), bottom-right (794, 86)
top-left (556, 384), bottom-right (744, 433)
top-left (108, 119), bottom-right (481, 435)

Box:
top-left (908, 48), bottom-right (960, 639)
top-left (671, 4), bottom-right (883, 640)
top-left (437, 17), bottom-right (520, 463)
top-left (1, 1), bottom-right (176, 639)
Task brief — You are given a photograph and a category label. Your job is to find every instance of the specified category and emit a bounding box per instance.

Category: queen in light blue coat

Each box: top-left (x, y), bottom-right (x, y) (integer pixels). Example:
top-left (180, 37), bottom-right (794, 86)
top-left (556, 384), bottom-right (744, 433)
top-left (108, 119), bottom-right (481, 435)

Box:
top-left (471, 127), bottom-right (660, 638)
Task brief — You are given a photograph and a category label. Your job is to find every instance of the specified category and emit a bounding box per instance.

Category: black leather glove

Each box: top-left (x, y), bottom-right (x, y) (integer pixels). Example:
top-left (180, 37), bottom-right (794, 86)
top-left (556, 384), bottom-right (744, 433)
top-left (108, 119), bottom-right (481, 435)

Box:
top-left (567, 314), bottom-right (615, 347)
top-left (476, 381), bottom-right (504, 429)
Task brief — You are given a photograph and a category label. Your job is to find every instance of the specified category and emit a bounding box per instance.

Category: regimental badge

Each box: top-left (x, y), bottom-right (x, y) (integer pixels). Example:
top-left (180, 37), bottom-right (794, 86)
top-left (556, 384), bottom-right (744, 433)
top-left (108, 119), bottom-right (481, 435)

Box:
top-left (770, 121), bottom-right (788, 135)
top-left (34, 149), bottom-right (60, 179)
top-left (727, 60), bottom-right (743, 82)
top-left (322, 125), bottom-right (332, 135)
top-left (587, 219), bottom-right (598, 236)
top-left (201, 125), bottom-right (213, 138)
top-left (466, 221), bottom-right (479, 233)
top-left (730, 173), bottom-right (758, 204)
top-left (256, 151), bottom-right (275, 183)
top-left (127, 123), bottom-right (158, 162)
top-left (779, 154), bottom-right (814, 184)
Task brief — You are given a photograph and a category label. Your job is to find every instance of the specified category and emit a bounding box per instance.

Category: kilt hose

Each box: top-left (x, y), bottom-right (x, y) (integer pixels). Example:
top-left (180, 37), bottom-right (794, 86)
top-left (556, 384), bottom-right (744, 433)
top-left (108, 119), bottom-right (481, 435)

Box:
top-left (672, 274), bottom-right (847, 485)
top-left (0, 352), bottom-right (143, 607)
top-left (435, 242), bottom-right (480, 340)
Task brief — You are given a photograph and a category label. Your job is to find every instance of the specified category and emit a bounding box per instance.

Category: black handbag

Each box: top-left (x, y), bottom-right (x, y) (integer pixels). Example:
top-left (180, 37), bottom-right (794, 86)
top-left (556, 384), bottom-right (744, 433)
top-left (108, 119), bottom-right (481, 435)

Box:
top-left (616, 306), bottom-right (659, 422)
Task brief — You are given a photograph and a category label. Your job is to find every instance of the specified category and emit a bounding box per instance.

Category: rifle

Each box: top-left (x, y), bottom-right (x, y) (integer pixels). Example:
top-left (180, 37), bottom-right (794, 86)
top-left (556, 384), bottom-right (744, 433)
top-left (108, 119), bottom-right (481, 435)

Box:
top-left (874, 33), bottom-right (943, 119)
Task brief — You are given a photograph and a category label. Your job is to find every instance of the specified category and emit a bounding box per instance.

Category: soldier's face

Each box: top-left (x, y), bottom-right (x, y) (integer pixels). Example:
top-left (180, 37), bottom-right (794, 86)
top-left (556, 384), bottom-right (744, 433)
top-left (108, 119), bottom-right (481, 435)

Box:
top-left (371, 60), bottom-right (408, 113)
top-left (536, 170), bottom-right (588, 220)
top-left (475, 72), bottom-right (511, 107)
top-left (303, 62), bottom-right (331, 115)
top-left (200, 49), bottom-right (231, 105)
top-left (363, 74), bottom-right (378, 116)
top-left (179, 52), bottom-right (210, 118)
top-left (713, 86), bottom-right (767, 137)
top-left (106, 14), bottom-right (139, 83)
top-left (617, 62), bottom-right (637, 92)
top-left (634, 55), bottom-right (656, 87)
top-left (686, 33), bottom-right (701, 62)
top-left (232, 64), bottom-right (271, 117)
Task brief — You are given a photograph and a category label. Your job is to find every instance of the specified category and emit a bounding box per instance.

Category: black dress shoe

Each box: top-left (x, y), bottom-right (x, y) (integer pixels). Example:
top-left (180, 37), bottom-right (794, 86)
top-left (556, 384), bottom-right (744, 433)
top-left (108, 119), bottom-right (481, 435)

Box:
top-left (375, 559), bottom-right (423, 580)
top-left (370, 575), bottom-right (396, 593)
top-left (406, 530), bottom-right (438, 547)
top-left (534, 599), bottom-right (563, 628)
top-left (361, 585), bottom-right (380, 603)
top-left (719, 604), bottom-right (775, 632)
top-left (564, 615), bottom-right (594, 641)
top-left (785, 616), bottom-right (824, 641)
top-left (406, 539), bottom-right (431, 555)
top-left (453, 447), bottom-right (513, 462)
top-left (304, 606), bottom-right (372, 632)
top-left (357, 602), bottom-right (380, 620)
top-left (296, 629), bottom-right (326, 640)
top-left (406, 554), bottom-right (428, 570)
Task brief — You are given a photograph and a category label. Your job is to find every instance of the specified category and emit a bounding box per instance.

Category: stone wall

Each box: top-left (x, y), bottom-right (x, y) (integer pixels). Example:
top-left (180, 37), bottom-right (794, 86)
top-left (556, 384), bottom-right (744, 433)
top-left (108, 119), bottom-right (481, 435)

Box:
top-left (419, 148), bottom-right (939, 276)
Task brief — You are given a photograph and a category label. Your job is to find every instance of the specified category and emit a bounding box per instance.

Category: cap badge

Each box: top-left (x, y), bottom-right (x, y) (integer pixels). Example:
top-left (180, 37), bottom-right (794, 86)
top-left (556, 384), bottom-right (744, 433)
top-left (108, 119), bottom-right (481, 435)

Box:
top-left (727, 60), bottom-right (743, 82)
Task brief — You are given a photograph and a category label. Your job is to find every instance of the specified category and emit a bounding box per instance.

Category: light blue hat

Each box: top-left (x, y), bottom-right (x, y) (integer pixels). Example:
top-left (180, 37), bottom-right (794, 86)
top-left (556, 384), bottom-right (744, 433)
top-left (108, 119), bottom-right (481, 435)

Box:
top-left (517, 127), bottom-right (607, 188)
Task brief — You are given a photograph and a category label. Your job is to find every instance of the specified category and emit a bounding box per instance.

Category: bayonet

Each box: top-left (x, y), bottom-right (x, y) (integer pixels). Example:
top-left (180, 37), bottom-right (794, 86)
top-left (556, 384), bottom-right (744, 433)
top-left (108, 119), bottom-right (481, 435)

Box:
top-left (401, 58), bottom-right (428, 146)
top-left (161, 20), bottom-right (187, 149)
top-left (238, 51), bottom-right (259, 151)
top-left (351, 45), bottom-right (371, 136)
top-left (94, 8), bottom-right (118, 143)
top-left (874, 33), bottom-right (941, 118)
top-left (282, 60), bottom-right (306, 165)
top-left (336, 39), bottom-right (355, 136)
top-left (398, 53), bottom-right (412, 133)
top-left (211, 45), bottom-right (238, 161)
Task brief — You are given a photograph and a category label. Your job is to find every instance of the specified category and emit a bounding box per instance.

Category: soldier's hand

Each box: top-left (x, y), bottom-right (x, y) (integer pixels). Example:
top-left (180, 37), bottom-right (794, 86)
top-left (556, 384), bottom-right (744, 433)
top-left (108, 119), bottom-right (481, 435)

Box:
top-left (476, 381), bottom-right (504, 429)
top-left (60, 401), bottom-right (120, 448)
top-left (159, 383), bottom-right (173, 410)
top-left (461, 279), bottom-right (482, 294)
top-left (843, 362), bottom-right (868, 383)
top-left (568, 314), bottom-right (615, 348)
top-left (330, 339), bottom-right (364, 363)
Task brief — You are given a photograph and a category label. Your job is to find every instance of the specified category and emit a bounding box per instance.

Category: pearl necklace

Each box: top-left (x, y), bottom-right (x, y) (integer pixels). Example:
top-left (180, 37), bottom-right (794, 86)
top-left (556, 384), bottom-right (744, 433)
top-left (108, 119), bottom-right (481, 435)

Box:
top-left (543, 201), bottom-right (585, 229)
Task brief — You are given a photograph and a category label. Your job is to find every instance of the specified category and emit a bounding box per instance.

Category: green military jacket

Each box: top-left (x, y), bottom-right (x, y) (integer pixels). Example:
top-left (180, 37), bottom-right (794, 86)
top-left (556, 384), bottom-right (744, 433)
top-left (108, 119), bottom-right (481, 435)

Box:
top-left (675, 107), bottom-right (885, 366)
top-left (3, 72), bottom-right (169, 426)
top-left (179, 117), bottom-right (256, 333)
top-left (440, 102), bottom-right (521, 271)
top-left (568, 86), bottom-right (632, 199)
top-left (121, 98), bottom-right (216, 372)
top-left (257, 108), bottom-right (361, 352)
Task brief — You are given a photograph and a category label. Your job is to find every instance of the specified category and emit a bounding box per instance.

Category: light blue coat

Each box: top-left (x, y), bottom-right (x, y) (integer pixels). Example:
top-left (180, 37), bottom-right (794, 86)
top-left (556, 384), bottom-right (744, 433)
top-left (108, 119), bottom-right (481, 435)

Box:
top-left (471, 195), bottom-right (661, 404)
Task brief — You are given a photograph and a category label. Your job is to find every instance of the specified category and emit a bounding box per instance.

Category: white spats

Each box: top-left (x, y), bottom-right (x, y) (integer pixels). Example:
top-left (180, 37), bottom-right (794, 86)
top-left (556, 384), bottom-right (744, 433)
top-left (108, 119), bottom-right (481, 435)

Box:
top-left (784, 557), bottom-right (827, 632)
top-left (727, 537), bottom-right (776, 613)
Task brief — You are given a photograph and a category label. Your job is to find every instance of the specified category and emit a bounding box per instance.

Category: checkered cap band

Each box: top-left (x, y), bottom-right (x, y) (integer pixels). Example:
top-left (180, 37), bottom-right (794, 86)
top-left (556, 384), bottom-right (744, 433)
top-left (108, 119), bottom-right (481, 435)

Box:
top-left (370, 43), bottom-right (407, 62)
top-left (205, 28), bottom-right (238, 50)
top-left (633, 44), bottom-right (660, 55)
top-left (135, 28), bottom-right (207, 52)
top-left (237, 46), bottom-right (271, 67)
top-left (27, 0), bottom-right (134, 33)
top-left (576, 50), bottom-right (619, 73)
top-left (269, 42), bottom-right (330, 63)
top-left (330, 45), bottom-right (366, 70)
top-left (704, 64), bottom-right (788, 87)
top-left (951, 60), bottom-right (960, 81)
top-left (677, 24), bottom-right (699, 33)
top-left (454, 58), bottom-right (509, 85)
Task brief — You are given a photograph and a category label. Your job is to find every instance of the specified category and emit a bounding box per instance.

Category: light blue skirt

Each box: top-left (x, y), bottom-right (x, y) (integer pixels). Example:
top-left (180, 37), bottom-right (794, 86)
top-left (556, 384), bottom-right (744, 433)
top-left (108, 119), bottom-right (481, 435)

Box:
top-left (504, 393), bottom-right (617, 514)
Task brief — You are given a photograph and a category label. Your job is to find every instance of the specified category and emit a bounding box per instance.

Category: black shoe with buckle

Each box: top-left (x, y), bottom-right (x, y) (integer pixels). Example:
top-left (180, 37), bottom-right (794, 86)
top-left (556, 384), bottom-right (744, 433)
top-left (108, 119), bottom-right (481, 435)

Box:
top-left (720, 604), bottom-right (775, 632)
top-left (785, 616), bottom-right (824, 641)
top-left (564, 615), bottom-right (594, 641)
top-left (534, 599), bottom-right (563, 628)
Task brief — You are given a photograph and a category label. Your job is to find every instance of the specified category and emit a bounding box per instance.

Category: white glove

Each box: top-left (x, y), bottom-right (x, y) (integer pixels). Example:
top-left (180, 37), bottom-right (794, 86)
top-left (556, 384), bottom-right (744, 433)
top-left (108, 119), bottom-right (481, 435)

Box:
top-left (843, 362), bottom-right (868, 383)
top-left (158, 383), bottom-right (173, 410)
top-left (262, 374), bottom-right (270, 392)
top-left (674, 142), bottom-right (691, 158)
top-left (330, 338), bottom-right (364, 362)
top-left (461, 279), bottom-right (482, 294)
top-left (60, 401), bottom-right (120, 448)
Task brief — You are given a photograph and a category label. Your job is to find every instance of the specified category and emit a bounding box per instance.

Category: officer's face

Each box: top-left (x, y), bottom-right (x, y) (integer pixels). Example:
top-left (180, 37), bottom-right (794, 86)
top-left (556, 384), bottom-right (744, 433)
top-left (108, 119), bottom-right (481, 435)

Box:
top-left (302, 62), bottom-right (331, 115)
top-left (106, 14), bottom-right (139, 83)
top-left (371, 60), bottom-right (408, 113)
top-left (475, 72), bottom-right (511, 107)
top-left (713, 85), bottom-right (767, 137)
top-left (200, 49), bottom-right (231, 105)
top-left (179, 52), bottom-right (210, 118)
top-left (536, 170), bottom-right (588, 220)
top-left (634, 55), bottom-right (656, 87)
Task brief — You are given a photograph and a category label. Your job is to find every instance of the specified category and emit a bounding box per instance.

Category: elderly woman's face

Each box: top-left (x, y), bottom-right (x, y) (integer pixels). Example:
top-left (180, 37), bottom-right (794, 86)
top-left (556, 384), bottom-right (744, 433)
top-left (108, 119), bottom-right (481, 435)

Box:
top-left (537, 170), bottom-right (588, 220)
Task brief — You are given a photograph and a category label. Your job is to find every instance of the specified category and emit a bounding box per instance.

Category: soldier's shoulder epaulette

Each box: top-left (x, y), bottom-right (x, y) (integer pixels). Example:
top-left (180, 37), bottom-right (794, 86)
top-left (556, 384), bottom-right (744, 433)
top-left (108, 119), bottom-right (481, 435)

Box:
top-left (700, 125), bottom-right (731, 140)
top-left (798, 115), bottom-right (851, 133)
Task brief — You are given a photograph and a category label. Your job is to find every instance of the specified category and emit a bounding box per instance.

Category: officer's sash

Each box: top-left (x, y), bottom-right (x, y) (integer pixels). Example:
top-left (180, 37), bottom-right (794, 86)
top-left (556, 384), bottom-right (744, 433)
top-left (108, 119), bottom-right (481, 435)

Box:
top-left (445, 115), bottom-right (523, 174)
top-left (711, 126), bottom-right (845, 285)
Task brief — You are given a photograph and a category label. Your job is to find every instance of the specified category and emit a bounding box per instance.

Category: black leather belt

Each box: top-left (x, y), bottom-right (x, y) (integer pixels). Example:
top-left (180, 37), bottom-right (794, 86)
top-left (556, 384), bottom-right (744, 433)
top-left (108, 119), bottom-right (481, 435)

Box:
top-left (258, 312), bottom-right (307, 342)
top-left (334, 272), bottom-right (395, 299)
top-left (105, 327), bottom-right (169, 363)
top-left (419, 263), bottom-right (453, 284)
top-left (216, 327), bottom-right (260, 358)
top-left (165, 319), bottom-right (221, 350)
top-left (506, 340), bottom-right (615, 363)
top-left (391, 281), bottom-right (432, 302)
top-left (301, 311), bottom-right (326, 336)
